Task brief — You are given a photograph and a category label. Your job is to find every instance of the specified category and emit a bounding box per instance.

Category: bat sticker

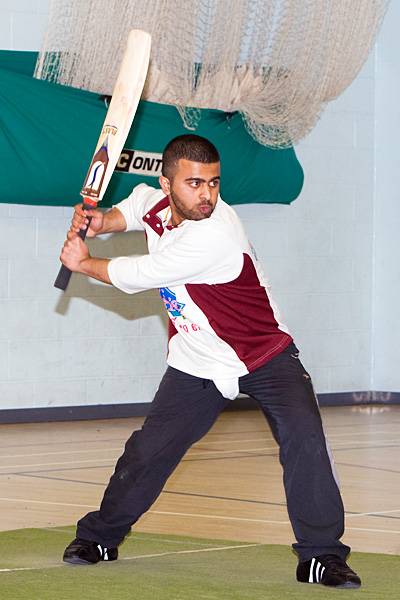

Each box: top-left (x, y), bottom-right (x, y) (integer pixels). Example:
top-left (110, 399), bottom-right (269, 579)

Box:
top-left (81, 139), bottom-right (110, 198)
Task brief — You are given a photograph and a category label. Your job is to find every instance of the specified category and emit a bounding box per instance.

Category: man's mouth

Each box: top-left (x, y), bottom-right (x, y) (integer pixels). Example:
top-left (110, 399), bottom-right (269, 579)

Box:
top-left (199, 204), bottom-right (212, 214)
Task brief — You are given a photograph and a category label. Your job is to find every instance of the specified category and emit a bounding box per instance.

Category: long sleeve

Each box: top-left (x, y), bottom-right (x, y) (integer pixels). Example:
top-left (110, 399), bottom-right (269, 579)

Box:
top-left (107, 221), bottom-right (243, 294)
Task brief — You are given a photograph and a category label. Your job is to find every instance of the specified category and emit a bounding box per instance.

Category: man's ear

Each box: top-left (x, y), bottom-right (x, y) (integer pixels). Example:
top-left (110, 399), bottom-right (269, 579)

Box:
top-left (159, 175), bottom-right (171, 196)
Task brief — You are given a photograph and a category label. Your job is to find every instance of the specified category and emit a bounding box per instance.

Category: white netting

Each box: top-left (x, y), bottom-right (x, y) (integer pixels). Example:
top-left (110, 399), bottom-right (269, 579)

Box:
top-left (35, 0), bottom-right (388, 148)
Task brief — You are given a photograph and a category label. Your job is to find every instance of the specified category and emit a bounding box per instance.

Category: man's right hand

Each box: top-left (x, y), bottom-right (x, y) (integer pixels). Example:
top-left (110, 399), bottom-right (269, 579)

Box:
top-left (70, 203), bottom-right (104, 238)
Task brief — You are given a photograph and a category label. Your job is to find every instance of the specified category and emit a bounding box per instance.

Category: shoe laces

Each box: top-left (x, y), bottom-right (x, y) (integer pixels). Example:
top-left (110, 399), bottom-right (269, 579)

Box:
top-left (316, 554), bottom-right (352, 575)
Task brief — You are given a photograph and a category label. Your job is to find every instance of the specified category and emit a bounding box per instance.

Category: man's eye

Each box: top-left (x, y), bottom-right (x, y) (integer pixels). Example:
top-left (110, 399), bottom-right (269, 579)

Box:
top-left (210, 180), bottom-right (220, 188)
top-left (190, 181), bottom-right (200, 187)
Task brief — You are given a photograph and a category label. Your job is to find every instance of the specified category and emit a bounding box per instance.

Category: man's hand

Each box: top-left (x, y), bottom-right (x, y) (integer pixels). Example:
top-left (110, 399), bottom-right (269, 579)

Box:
top-left (70, 203), bottom-right (104, 238)
top-left (60, 231), bottom-right (90, 273)
top-left (69, 204), bottom-right (127, 237)
top-left (60, 231), bottom-right (112, 284)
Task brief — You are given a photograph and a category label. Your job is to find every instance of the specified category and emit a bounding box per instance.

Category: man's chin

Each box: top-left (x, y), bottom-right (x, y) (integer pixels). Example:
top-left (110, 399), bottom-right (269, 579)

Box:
top-left (197, 206), bottom-right (213, 218)
top-left (181, 207), bottom-right (214, 221)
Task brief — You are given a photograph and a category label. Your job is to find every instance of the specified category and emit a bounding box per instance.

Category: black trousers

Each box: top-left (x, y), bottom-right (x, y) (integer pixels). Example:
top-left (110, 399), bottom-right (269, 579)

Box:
top-left (77, 343), bottom-right (350, 561)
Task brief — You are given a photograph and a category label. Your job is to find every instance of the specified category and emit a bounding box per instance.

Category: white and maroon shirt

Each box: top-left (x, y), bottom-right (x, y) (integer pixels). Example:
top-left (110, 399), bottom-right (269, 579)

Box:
top-left (108, 183), bottom-right (292, 399)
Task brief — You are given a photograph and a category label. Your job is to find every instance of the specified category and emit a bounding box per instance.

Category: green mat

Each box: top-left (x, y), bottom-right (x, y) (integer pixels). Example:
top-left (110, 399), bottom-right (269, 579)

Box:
top-left (0, 526), bottom-right (398, 599)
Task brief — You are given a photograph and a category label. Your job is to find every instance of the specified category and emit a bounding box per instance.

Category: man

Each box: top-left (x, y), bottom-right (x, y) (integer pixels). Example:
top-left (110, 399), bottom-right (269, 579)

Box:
top-left (61, 134), bottom-right (360, 589)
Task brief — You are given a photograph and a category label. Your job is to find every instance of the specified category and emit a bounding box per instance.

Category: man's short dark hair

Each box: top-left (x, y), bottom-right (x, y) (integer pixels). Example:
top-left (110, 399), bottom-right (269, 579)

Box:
top-left (162, 134), bottom-right (220, 179)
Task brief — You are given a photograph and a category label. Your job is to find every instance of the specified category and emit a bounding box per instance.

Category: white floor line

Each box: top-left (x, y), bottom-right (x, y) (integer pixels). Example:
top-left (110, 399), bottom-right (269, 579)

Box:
top-left (39, 528), bottom-right (240, 548)
top-left (0, 457), bottom-right (117, 470)
top-left (327, 430), bottom-right (399, 438)
top-left (0, 543), bottom-right (262, 574)
top-left (0, 447), bottom-right (123, 460)
top-left (193, 438), bottom-right (274, 447)
top-left (0, 447), bottom-right (275, 470)
top-left (196, 429), bottom-right (399, 447)
top-left (2, 437), bottom-right (399, 472)
top-left (0, 566), bottom-right (61, 573)
top-left (124, 535), bottom-right (235, 548)
top-left (346, 508), bottom-right (400, 518)
top-left (346, 526), bottom-right (400, 535)
top-left (0, 497), bottom-right (97, 509)
top-left (0, 428), bottom-right (393, 459)
top-left (171, 438), bottom-right (400, 458)
top-left (149, 510), bottom-right (290, 525)
top-left (121, 542), bottom-right (261, 561)
top-left (0, 430), bottom-right (395, 460)
top-left (3, 496), bottom-right (399, 527)
top-left (0, 496), bottom-right (290, 525)
top-left (330, 438), bottom-right (400, 447)
top-left (188, 446), bottom-right (278, 456)
top-left (41, 527), bottom-right (76, 535)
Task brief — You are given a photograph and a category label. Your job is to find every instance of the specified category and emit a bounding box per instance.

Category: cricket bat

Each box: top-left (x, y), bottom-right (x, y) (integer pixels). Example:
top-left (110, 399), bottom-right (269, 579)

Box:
top-left (54, 29), bottom-right (151, 291)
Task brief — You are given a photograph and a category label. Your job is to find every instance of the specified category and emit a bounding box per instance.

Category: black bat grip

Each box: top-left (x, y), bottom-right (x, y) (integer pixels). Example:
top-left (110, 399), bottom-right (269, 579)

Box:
top-left (54, 212), bottom-right (93, 291)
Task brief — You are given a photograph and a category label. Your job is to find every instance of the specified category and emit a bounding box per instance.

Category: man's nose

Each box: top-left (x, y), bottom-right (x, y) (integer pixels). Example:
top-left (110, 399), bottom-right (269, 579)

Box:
top-left (199, 183), bottom-right (211, 200)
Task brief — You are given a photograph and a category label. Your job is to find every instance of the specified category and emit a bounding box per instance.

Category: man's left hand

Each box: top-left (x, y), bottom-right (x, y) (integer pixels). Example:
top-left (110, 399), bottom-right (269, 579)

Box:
top-left (60, 232), bottom-right (90, 273)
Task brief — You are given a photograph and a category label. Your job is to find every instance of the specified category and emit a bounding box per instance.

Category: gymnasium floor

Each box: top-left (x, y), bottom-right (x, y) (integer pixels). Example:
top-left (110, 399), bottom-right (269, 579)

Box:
top-left (0, 404), bottom-right (399, 556)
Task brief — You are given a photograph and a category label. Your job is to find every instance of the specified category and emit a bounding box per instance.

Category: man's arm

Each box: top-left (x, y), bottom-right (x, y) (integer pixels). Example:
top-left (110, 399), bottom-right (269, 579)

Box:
top-left (108, 223), bottom-right (243, 294)
top-left (70, 204), bottom-right (127, 237)
top-left (61, 220), bottom-right (243, 293)
top-left (62, 184), bottom-right (163, 283)
top-left (60, 232), bottom-right (111, 284)
top-left (71, 184), bottom-right (160, 238)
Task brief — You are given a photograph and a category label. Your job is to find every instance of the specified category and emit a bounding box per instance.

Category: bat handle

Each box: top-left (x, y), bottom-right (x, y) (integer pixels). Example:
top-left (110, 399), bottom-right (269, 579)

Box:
top-left (54, 201), bottom-right (95, 291)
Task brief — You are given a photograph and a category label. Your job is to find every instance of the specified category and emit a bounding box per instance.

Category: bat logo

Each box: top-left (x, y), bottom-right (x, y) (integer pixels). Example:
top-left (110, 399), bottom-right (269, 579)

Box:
top-left (81, 138), bottom-right (110, 198)
top-left (102, 125), bottom-right (118, 136)
top-left (86, 160), bottom-right (106, 192)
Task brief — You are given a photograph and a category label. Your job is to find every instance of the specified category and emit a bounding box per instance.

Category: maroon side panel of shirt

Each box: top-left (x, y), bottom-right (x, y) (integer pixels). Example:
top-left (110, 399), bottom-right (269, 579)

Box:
top-left (185, 253), bottom-right (292, 372)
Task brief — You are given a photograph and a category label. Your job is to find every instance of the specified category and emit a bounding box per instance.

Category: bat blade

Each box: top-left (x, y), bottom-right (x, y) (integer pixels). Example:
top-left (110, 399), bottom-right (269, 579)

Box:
top-left (80, 29), bottom-right (151, 203)
top-left (54, 29), bottom-right (151, 291)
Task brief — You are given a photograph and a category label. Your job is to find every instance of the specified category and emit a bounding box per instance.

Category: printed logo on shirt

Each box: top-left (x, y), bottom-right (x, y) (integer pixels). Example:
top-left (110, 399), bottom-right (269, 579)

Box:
top-left (159, 287), bottom-right (185, 317)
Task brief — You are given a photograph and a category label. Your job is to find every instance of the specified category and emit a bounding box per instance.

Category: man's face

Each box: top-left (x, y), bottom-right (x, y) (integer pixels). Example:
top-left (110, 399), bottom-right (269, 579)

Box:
top-left (159, 159), bottom-right (220, 226)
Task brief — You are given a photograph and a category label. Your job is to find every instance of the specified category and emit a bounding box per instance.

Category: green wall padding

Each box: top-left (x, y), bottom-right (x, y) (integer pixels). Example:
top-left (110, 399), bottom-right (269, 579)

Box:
top-left (0, 51), bottom-right (303, 207)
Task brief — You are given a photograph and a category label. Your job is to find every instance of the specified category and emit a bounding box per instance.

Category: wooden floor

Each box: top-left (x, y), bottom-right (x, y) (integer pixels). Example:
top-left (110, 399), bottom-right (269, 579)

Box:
top-left (0, 405), bottom-right (399, 555)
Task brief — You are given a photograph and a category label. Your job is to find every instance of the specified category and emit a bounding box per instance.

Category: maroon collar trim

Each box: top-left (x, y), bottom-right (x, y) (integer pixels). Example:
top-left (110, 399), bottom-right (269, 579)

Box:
top-left (142, 196), bottom-right (170, 237)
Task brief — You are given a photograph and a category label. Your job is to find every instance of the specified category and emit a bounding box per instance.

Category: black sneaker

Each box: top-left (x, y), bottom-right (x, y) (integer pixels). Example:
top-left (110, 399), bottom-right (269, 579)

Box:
top-left (296, 554), bottom-right (361, 588)
top-left (63, 537), bottom-right (118, 565)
